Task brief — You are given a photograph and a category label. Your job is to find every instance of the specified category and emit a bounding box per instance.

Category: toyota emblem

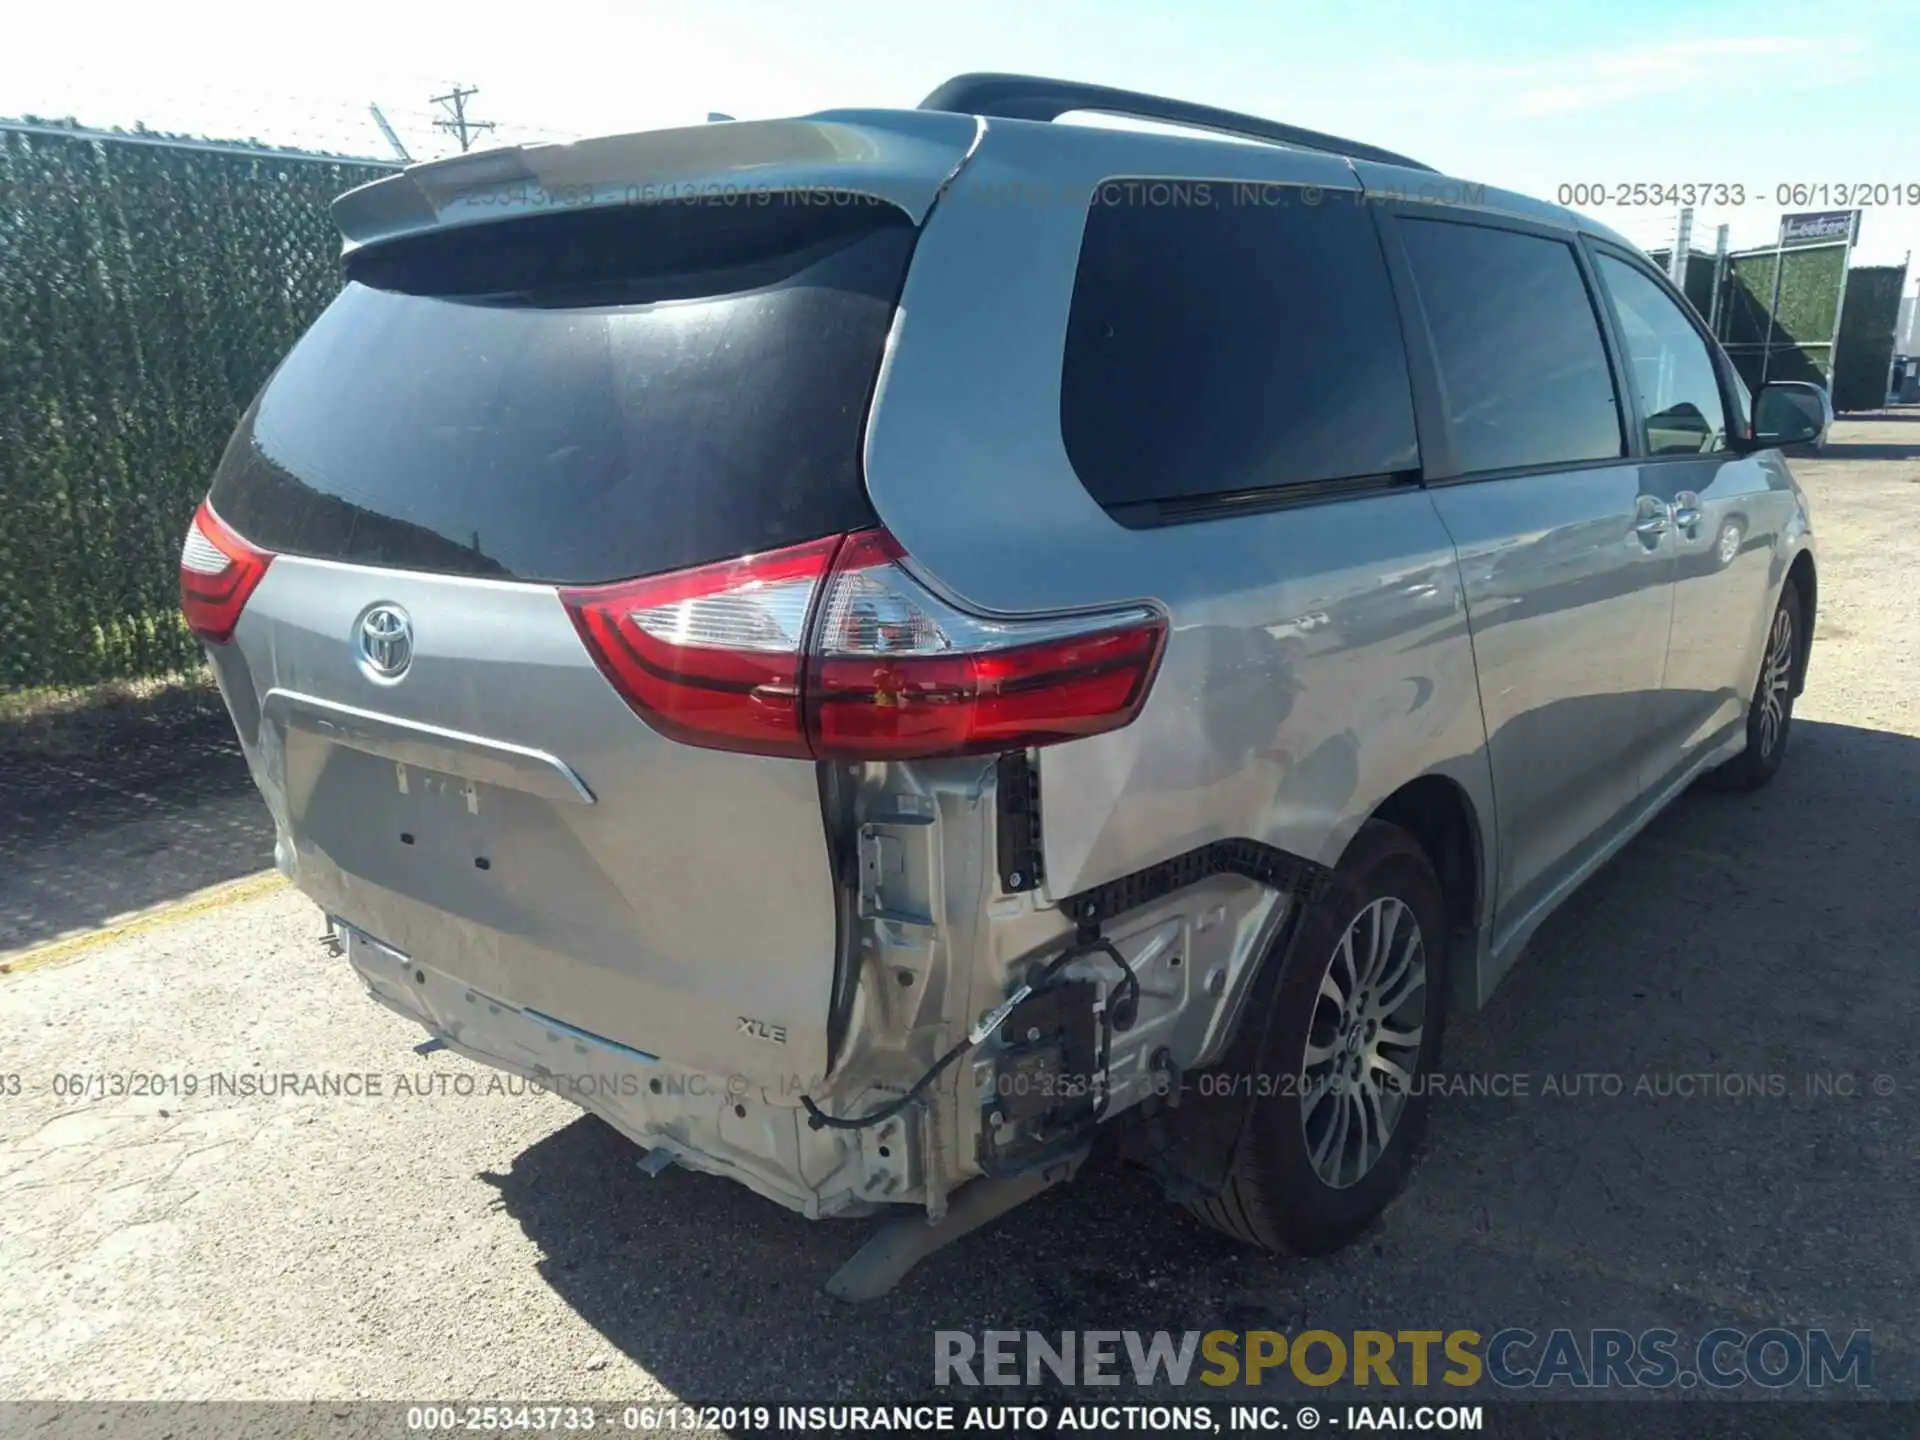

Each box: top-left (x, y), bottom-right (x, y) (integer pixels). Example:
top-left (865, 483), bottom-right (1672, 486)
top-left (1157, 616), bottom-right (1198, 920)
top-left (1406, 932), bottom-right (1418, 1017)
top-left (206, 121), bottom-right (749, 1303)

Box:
top-left (357, 604), bottom-right (414, 681)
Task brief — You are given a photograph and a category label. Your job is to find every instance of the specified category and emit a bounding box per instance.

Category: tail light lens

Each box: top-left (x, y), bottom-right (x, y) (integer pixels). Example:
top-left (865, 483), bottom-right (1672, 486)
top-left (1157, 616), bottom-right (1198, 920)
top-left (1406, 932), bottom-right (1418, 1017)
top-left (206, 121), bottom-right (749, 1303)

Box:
top-left (180, 500), bottom-right (273, 643)
top-left (561, 536), bottom-right (840, 758)
top-left (563, 529), bottom-right (1165, 762)
top-left (806, 531), bottom-right (1165, 759)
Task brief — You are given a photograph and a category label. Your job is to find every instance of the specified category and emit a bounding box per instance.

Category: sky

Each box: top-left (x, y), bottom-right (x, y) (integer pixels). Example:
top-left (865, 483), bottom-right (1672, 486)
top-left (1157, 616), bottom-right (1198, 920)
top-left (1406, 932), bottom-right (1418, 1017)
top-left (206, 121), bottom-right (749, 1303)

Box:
top-left (4, 0), bottom-right (1916, 273)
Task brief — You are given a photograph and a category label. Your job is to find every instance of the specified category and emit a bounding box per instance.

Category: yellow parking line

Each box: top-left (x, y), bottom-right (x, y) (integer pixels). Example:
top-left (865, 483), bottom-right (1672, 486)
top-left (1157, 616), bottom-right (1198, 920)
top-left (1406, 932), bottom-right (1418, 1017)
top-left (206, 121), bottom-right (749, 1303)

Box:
top-left (0, 871), bottom-right (291, 978)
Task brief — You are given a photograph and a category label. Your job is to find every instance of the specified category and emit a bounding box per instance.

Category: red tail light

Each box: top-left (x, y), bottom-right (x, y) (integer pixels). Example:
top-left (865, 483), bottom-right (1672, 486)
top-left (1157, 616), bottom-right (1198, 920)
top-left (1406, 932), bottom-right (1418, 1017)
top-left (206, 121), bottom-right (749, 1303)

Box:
top-left (561, 536), bottom-right (841, 758)
top-left (563, 530), bottom-right (1166, 762)
top-left (806, 531), bottom-right (1165, 759)
top-left (180, 500), bottom-right (273, 644)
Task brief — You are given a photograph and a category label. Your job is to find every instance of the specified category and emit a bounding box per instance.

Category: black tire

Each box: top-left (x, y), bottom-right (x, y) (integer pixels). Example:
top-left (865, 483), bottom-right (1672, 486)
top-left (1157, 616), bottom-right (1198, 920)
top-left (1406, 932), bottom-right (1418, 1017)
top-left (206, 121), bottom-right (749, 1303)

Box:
top-left (1703, 579), bottom-right (1803, 792)
top-left (1186, 820), bottom-right (1449, 1254)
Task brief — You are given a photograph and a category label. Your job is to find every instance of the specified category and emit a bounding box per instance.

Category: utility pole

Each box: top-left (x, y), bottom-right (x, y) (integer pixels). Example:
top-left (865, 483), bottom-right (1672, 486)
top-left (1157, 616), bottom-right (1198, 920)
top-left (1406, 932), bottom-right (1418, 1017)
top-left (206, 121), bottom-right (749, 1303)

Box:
top-left (430, 84), bottom-right (495, 153)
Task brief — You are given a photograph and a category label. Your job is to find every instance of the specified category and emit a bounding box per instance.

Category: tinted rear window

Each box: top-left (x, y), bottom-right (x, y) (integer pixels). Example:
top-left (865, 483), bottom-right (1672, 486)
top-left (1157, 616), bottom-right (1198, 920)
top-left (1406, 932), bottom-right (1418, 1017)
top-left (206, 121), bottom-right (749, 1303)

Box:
top-left (211, 203), bottom-right (915, 584)
top-left (1398, 219), bottom-right (1623, 474)
top-left (1060, 184), bottom-right (1420, 516)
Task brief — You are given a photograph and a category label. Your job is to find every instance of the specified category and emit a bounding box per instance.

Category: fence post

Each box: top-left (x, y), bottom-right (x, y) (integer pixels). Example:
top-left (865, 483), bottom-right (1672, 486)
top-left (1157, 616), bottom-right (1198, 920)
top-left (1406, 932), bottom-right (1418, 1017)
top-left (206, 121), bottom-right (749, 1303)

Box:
top-left (1823, 211), bottom-right (1861, 401)
top-left (1760, 229), bottom-right (1786, 387)
top-left (1669, 206), bottom-right (1693, 286)
top-left (1888, 252), bottom-right (1913, 406)
top-left (1707, 224), bottom-right (1730, 337)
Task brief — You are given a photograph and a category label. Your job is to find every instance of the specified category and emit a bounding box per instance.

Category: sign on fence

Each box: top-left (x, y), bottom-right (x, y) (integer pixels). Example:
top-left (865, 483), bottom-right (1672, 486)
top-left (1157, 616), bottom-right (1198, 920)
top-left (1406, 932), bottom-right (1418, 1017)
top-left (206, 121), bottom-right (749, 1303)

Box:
top-left (1780, 210), bottom-right (1859, 246)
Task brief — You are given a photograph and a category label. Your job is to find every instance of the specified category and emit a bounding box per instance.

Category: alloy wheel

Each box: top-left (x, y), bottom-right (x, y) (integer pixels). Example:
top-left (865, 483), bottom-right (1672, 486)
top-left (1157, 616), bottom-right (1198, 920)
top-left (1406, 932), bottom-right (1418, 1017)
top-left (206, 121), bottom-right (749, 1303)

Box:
top-left (1300, 896), bottom-right (1427, 1189)
top-left (1758, 604), bottom-right (1795, 757)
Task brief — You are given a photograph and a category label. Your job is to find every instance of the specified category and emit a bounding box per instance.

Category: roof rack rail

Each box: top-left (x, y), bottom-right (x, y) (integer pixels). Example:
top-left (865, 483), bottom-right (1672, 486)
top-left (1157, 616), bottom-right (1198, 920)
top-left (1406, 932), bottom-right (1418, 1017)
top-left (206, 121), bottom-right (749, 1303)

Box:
top-left (917, 72), bottom-right (1435, 174)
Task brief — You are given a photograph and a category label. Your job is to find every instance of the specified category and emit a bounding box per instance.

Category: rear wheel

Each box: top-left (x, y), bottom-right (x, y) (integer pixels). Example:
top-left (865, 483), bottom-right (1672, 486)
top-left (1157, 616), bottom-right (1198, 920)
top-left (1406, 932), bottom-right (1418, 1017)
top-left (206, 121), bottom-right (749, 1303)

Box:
top-left (1186, 820), bottom-right (1448, 1254)
top-left (1705, 580), bottom-right (1802, 792)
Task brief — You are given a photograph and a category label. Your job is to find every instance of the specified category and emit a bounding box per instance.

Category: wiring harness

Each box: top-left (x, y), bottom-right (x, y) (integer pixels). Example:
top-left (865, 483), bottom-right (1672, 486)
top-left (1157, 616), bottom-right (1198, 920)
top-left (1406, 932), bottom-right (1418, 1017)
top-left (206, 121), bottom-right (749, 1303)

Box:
top-left (799, 929), bottom-right (1139, 1133)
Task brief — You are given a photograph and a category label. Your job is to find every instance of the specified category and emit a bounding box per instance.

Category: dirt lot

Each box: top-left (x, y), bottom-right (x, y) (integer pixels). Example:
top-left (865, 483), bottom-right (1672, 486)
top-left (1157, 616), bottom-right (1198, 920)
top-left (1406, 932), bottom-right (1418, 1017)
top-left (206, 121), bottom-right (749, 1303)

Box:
top-left (2, 417), bottom-right (1916, 1420)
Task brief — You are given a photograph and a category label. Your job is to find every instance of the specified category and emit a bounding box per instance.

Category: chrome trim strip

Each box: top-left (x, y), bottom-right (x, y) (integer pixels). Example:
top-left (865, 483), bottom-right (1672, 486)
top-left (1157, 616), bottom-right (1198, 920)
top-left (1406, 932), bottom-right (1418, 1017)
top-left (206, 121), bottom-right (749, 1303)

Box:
top-left (262, 688), bottom-right (596, 804)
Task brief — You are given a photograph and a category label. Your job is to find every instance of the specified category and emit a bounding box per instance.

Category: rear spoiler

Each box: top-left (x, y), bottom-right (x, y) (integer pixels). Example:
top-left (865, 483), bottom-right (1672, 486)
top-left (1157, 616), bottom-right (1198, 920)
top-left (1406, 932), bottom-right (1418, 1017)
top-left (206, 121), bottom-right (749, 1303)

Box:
top-left (330, 110), bottom-right (982, 256)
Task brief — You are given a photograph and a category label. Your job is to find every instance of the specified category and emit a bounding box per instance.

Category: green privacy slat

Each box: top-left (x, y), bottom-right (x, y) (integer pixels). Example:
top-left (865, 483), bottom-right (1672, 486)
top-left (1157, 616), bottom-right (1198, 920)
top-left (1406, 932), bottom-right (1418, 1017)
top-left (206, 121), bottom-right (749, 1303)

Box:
top-left (1832, 266), bottom-right (1906, 413)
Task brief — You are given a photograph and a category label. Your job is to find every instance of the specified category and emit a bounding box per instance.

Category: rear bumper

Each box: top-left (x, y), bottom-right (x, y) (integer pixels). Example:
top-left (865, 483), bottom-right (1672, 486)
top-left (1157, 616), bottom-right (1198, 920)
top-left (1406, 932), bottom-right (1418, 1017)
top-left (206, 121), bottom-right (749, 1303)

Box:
top-left (339, 923), bottom-right (891, 1219)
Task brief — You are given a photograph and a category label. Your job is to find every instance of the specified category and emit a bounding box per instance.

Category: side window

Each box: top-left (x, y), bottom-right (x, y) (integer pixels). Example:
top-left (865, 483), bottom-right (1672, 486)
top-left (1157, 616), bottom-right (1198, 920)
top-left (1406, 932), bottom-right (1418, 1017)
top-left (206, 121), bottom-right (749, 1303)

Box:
top-left (1060, 185), bottom-right (1419, 513)
top-left (1595, 255), bottom-right (1729, 455)
top-left (1399, 219), bottom-right (1623, 474)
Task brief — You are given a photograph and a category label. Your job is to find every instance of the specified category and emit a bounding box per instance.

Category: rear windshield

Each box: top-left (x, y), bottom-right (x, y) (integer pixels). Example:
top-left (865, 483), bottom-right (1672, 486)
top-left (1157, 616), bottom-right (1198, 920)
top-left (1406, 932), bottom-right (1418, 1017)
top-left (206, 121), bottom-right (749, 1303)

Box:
top-left (210, 202), bottom-right (915, 584)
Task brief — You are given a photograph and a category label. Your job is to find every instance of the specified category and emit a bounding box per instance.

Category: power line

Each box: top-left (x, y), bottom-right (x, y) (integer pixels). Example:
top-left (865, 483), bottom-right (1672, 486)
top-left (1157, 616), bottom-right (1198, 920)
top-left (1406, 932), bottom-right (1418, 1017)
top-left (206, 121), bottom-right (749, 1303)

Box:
top-left (429, 84), bottom-right (496, 153)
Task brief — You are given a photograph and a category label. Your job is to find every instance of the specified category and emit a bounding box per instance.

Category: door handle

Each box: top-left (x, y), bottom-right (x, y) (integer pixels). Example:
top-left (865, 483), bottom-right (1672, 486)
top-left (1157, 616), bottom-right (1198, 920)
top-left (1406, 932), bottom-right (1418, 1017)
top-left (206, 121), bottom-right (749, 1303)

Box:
top-left (1632, 500), bottom-right (1671, 538)
top-left (1672, 491), bottom-right (1704, 534)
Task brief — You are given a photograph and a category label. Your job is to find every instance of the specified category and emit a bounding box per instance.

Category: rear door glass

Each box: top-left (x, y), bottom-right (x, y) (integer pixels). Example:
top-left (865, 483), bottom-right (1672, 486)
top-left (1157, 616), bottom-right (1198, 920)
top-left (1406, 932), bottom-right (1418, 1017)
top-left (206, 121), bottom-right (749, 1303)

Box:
top-left (1397, 218), bottom-right (1623, 474)
top-left (211, 203), bottom-right (915, 584)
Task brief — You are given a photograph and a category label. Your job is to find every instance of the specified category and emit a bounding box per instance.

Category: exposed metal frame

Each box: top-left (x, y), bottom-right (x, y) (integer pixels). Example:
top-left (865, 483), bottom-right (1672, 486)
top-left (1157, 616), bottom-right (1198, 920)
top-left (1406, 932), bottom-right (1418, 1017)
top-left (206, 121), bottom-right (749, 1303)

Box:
top-left (918, 72), bottom-right (1435, 173)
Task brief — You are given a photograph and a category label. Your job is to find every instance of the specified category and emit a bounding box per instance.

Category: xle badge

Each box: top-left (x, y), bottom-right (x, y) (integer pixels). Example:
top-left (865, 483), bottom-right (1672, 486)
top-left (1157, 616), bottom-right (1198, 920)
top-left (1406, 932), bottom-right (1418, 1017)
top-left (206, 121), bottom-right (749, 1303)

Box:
top-left (737, 1017), bottom-right (789, 1045)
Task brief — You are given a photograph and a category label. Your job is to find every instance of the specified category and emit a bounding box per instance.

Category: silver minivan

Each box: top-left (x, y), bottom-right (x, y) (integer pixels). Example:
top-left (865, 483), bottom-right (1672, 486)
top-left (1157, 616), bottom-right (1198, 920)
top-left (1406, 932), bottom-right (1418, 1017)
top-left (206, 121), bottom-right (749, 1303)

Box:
top-left (183, 75), bottom-right (1822, 1297)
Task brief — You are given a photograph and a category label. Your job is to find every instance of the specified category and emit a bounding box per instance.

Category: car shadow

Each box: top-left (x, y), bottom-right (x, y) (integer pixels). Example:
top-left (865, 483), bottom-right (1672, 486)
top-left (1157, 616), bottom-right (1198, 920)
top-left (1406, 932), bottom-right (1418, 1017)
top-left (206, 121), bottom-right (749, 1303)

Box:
top-left (478, 1120), bottom-right (1262, 1403)
top-left (479, 718), bottom-right (1920, 1404)
top-left (0, 688), bottom-right (274, 954)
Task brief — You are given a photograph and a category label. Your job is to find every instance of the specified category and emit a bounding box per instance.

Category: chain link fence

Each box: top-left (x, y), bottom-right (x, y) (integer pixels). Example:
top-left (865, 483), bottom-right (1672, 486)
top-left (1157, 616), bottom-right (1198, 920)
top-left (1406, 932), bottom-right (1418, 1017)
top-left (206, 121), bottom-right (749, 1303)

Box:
top-left (0, 123), bottom-right (393, 700)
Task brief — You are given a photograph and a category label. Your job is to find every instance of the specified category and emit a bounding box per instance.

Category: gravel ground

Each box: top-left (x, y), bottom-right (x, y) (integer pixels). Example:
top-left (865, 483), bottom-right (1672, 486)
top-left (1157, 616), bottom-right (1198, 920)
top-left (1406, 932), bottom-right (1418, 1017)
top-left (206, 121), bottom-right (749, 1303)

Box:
top-left (2, 417), bottom-right (1916, 1422)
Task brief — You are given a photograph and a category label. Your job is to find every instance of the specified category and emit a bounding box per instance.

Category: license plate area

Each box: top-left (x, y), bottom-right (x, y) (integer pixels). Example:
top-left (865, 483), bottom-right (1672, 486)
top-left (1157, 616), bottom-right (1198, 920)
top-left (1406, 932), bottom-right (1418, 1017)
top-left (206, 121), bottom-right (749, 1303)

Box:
top-left (392, 760), bottom-right (481, 816)
top-left (386, 758), bottom-right (499, 867)
top-left (298, 739), bottom-right (507, 876)
top-left (300, 738), bottom-right (603, 961)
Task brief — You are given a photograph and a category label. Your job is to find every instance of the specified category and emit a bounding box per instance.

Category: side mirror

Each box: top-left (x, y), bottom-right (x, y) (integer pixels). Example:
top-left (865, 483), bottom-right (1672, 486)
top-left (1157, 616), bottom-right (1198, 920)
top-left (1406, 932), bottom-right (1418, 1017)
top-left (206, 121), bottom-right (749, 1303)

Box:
top-left (1749, 382), bottom-right (1828, 450)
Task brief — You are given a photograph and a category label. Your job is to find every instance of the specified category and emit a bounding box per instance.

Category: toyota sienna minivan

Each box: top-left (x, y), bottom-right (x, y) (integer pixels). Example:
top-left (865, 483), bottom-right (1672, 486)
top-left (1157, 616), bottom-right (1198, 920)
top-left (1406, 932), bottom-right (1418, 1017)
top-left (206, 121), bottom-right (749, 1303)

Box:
top-left (183, 73), bottom-right (1823, 1297)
